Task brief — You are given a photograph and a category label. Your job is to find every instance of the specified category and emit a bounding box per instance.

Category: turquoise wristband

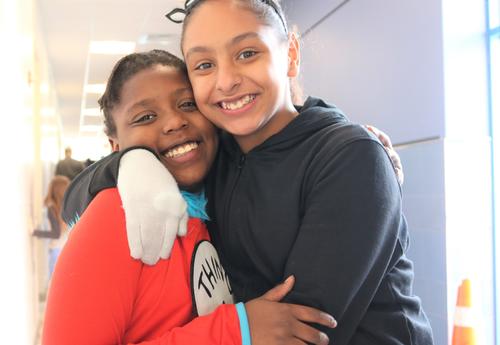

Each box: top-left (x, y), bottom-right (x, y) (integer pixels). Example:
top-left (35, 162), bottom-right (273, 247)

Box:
top-left (235, 302), bottom-right (251, 345)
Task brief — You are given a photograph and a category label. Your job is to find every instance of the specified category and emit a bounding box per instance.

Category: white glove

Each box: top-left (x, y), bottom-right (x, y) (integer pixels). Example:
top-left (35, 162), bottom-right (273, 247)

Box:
top-left (117, 149), bottom-right (188, 265)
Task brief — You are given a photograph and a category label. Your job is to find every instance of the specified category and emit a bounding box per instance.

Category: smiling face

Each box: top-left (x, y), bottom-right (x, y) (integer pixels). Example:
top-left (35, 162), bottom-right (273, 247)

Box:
top-left (109, 65), bottom-right (218, 192)
top-left (182, 0), bottom-right (300, 153)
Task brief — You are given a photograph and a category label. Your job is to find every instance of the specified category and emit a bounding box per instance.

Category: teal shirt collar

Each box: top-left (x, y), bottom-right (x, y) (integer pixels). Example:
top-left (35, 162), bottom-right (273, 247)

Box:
top-left (180, 189), bottom-right (210, 221)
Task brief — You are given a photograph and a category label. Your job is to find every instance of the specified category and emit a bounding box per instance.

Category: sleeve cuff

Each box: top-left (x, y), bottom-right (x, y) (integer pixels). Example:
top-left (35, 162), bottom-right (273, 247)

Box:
top-left (235, 302), bottom-right (252, 345)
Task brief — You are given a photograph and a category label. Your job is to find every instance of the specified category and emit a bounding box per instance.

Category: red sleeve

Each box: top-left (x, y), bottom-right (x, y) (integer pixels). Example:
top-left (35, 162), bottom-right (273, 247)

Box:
top-left (42, 188), bottom-right (242, 345)
top-left (128, 304), bottom-right (241, 345)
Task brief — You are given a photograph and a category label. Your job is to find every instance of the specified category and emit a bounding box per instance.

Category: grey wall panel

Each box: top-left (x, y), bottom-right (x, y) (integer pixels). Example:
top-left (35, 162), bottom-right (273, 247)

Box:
top-left (282, 0), bottom-right (347, 33)
top-left (398, 139), bottom-right (447, 345)
top-left (284, 0), bottom-right (446, 144)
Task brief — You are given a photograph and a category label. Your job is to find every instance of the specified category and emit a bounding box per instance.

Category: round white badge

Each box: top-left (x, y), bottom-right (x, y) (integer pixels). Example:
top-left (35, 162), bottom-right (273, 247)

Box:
top-left (191, 240), bottom-right (235, 316)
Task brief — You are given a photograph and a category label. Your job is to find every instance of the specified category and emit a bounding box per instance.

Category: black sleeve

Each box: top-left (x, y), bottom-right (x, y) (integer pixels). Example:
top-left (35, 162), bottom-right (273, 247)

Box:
top-left (32, 229), bottom-right (60, 239)
top-left (282, 139), bottom-right (411, 344)
top-left (33, 208), bottom-right (61, 239)
top-left (61, 146), bottom-right (158, 225)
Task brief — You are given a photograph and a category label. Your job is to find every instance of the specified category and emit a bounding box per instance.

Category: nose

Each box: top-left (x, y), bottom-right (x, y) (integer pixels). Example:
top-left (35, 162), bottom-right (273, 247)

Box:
top-left (215, 61), bottom-right (241, 94)
top-left (162, 112), bottom-right (188, 134)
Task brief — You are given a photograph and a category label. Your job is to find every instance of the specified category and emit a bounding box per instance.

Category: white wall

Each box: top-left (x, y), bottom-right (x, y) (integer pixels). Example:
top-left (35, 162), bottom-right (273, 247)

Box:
top-left (0, 0), bottom-right (64, 343)
top-left (0, 0), bottom-right (36, 342)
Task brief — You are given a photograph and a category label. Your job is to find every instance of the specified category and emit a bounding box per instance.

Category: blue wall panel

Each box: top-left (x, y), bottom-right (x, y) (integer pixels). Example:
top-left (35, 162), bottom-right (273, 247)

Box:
top-left (399, 140), bottom-right (447, 345)
top-left (284, 0), bottom-right (446, 144)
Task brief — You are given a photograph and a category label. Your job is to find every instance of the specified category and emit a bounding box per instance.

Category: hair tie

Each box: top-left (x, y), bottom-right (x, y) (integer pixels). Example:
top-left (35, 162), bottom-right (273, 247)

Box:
top-left (165, 7), bottom-right (186, 24)
top-left (165, 0), bottom-right (198, 23)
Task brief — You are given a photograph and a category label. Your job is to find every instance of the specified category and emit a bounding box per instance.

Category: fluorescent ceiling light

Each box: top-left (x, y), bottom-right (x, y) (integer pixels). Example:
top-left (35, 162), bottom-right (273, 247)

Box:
top-left (82, 108), bottom-right (101, 117)
top-left (138, 33), bottom-right (178, 45)
top-left (85, 83), bottom-right (106, 94)
top-left (89, 41), bottom-right (136, 55)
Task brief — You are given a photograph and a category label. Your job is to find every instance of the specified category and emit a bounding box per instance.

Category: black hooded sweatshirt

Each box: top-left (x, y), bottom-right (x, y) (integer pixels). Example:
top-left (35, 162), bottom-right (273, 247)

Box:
top-left (62, 97), bottom-right (434, 345)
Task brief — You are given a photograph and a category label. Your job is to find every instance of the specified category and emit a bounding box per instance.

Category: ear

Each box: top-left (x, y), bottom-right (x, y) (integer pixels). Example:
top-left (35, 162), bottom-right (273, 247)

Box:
top-left (287, 31), bottom-right (300, 78)
top-left (108, 137), bottom-right (120, 152)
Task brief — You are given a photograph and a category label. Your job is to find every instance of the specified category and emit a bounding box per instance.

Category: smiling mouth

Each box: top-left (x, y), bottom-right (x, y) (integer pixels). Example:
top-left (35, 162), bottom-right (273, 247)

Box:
top-left (162, 141), bottom-right (199, 159)
top-left (219, 94), bottom-right (256, 111)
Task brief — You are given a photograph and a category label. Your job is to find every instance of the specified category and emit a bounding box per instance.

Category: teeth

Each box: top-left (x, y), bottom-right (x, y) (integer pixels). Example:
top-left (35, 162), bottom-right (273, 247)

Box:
top-left (164, 142), bottom-right (199, 158)
top-left (221, 94), bottom-right (255, 110)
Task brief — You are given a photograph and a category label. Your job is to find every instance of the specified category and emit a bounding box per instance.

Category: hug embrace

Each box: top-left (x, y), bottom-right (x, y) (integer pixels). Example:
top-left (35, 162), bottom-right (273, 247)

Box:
top-left (43, 1), bottom-right (433, 344)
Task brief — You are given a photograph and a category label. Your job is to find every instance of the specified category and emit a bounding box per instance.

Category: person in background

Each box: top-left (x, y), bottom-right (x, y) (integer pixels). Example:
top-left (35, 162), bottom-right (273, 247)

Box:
top-left (33, 175), bottom-right (71, 278)
top-left (55, 147), bottom-right (85, 180)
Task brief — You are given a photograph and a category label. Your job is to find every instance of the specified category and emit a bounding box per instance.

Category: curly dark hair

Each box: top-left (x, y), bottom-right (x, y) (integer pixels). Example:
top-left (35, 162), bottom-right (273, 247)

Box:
top-left (99, 49), bottom-right (187, 136)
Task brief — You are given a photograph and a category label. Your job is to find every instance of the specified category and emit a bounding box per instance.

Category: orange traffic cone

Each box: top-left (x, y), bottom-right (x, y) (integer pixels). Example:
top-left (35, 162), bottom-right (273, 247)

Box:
top-left (451, 279), bottom-right (476, 345)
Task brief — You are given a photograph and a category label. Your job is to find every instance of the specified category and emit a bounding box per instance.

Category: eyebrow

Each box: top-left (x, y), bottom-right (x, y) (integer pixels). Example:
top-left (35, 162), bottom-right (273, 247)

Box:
top-left (126, 87), bottom-right (193, 115)
top-left (185, 32), bottom-right (261, 60)
top-left (127, 99), bottom-right (155, 114)
top-left (173, 86), bottom-right (193, 97)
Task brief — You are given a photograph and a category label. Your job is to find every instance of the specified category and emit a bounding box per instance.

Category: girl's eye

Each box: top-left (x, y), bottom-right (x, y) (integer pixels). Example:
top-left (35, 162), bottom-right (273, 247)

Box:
top-left (238, 50), bottom-right (257, 60)
top-left (179, 100), bottom-right (198, 111)
top-left (195, 62), bottom-right (213, 71)
top-left (133, 113), bottom-right (156, 124)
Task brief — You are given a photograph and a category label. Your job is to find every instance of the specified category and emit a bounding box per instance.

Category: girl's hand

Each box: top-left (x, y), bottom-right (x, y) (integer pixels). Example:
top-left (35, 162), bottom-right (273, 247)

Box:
top-left (245, 276), bottom-right (337, 345)
top-left (365, 125), bottom-right (404, 185)
top-left (117, 148), bottom-right (188, 265)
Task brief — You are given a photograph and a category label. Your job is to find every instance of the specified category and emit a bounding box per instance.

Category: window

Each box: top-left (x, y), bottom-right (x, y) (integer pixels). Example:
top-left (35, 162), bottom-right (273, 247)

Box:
top-left (490, 0), bottom-right (500, 28)
top-left (489, 0), bottom-right (500, 342)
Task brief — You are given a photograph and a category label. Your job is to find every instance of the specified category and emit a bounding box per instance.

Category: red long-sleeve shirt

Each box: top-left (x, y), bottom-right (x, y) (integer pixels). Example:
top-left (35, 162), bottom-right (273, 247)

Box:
top-left (42, 188), bottom-right (241, 345)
